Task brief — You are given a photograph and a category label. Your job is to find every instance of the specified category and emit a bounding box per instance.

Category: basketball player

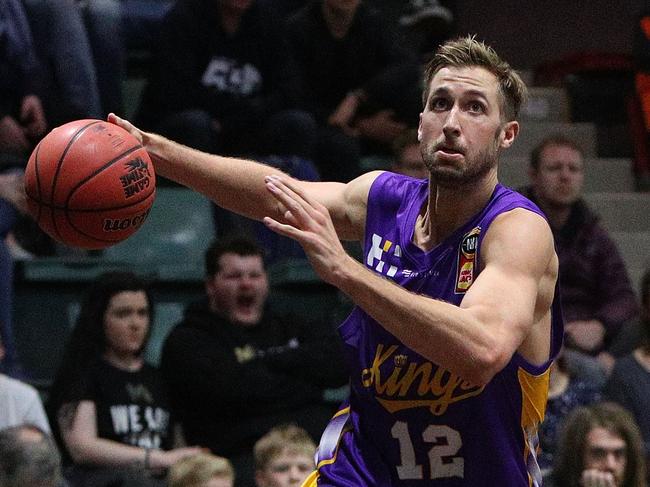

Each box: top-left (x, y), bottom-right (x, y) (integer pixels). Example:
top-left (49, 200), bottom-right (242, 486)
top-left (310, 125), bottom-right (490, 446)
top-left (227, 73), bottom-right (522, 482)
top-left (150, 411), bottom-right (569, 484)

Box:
top-left (110, 36), bottom-right (563, 486)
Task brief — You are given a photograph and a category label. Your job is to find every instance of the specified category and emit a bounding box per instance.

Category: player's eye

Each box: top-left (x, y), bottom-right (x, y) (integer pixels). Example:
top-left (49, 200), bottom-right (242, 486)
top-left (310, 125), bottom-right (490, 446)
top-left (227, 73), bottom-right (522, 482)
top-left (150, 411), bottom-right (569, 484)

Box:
top-left (467, 101), bottom-right (485, 113)
top-left (430, 97), bottom-right (449, 111)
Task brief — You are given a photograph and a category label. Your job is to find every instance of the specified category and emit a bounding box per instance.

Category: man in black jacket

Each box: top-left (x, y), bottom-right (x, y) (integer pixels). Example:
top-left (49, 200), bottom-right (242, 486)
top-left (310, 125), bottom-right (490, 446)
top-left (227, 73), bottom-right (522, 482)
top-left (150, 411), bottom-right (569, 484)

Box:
top-left (161, 236), bottom-right (347, 487)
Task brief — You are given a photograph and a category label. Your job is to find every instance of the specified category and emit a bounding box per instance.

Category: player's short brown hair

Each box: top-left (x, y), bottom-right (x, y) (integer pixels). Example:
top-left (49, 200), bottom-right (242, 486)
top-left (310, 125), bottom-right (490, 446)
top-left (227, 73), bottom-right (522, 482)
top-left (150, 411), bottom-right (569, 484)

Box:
top-left (423, 36), bottom-right (527, 122)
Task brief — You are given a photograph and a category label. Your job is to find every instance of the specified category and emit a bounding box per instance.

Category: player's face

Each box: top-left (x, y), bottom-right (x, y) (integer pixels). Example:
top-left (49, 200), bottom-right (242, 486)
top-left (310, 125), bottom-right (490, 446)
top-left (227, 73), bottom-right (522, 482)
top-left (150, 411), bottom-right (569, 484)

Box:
top-left (206, 253), bottom-right (268, 326)
top-left (418, 66), bottom-right (517, 187)
top-left (530, 144), bottom-right (584, 208)
top-left (256, 450), bottom-right (314, 487)
top-left (394, 144), bottom-right (428, 179)
top-left (583, 427), bottom-right (627, 487)
top-left (103, 291), bottom-right (149, 358)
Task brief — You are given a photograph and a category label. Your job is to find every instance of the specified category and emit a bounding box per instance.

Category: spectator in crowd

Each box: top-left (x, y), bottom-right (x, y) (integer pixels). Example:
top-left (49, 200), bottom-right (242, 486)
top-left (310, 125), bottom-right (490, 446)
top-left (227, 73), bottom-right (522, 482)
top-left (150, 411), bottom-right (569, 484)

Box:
top-left (523, 135), bottom-right (639, 374)
top-left (136, 0), bottom-right (311, 163)
top-left (254, 424), bottom-right (315, 487)
top-left (169, 453), bottom-right (235, 487)
top-left (161, 237), bottom-right (348, 487)
top-left (0, 0), bottom-right (48, 160)
top-left (0, 169), bottom-right (27, 376)
top-left (46, 271), bottom-right (201, 487)
top-left (23, 0), bottom-right (124, 121)
top-left (0, 424), bottom-right (63, 487)
top-left (0, 334), bottom-right (50, 432)
top-left (285, 0), bottom-right (421, 181)
top-left (605, 268), bottom-right (650, 469)
top-left (550, 402), bottom-right (647, 487)
top-left (390, 128), bottom-right (428, 179)
top-left (539, 346), bottom-right (603, 478)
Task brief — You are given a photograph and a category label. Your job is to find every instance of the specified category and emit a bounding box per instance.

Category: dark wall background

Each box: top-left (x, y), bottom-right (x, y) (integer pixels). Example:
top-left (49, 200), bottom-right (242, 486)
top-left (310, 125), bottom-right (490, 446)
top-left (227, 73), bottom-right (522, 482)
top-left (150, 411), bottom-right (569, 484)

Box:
top-left (454, 1), bottom-right (646, 69)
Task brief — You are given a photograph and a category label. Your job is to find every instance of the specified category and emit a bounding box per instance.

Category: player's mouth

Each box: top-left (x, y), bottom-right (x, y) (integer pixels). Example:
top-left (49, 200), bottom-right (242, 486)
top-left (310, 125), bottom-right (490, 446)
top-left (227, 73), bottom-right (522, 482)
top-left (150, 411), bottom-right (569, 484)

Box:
top-left (436, 144), bottom-right (464, 156)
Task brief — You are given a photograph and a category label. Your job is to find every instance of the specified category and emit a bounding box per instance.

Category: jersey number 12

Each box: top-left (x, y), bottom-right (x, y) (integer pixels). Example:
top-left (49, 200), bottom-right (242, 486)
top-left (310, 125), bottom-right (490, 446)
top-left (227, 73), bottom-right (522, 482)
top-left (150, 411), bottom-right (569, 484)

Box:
top-left (391, 421), bottom-right (464, 480)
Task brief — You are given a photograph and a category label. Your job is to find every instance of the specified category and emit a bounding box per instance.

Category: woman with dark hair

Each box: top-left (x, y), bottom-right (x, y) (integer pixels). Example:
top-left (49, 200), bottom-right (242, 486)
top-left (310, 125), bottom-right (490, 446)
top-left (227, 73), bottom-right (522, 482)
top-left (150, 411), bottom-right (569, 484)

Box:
top-left (46, 271), bottom-right (201, 487)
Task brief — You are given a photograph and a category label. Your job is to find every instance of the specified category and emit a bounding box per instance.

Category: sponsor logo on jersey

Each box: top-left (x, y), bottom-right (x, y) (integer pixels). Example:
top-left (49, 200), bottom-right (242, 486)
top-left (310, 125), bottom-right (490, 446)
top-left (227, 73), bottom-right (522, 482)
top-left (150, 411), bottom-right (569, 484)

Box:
top-left (455, 226), bottom-right (480, 294)
top-left (366, 233), bottom-right (410, 278)
top-left (361, 344), bottom-right (484, 416)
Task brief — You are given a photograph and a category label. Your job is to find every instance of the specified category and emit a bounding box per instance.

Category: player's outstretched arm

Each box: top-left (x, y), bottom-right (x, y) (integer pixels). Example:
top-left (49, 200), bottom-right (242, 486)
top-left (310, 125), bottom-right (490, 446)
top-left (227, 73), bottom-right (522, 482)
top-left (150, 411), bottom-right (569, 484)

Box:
top-left (264, 176), bottom-right (558, 385)
top-left (107, 113), bottom-right (377, 241)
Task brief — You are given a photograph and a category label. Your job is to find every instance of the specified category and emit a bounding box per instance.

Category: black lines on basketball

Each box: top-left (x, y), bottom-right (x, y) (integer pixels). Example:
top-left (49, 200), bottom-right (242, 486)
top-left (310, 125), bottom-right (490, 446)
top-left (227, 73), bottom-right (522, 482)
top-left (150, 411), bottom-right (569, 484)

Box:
top-left (24, 119), bottom-right (155, 249)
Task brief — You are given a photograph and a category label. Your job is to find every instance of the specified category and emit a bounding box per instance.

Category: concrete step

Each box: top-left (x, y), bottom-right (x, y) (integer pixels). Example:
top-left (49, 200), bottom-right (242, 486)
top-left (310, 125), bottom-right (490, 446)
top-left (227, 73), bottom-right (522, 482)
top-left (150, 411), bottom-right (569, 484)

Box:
top-left (519, 87), bottom-right (570, 123)
top-left (583, 192), bottom-right (650, 232)
top-left (610, 231), bottom-right (650, 295)
top-left (499, 157), bottom-right (634, 193)
top-left (508, 121), bottom-right (598, 158)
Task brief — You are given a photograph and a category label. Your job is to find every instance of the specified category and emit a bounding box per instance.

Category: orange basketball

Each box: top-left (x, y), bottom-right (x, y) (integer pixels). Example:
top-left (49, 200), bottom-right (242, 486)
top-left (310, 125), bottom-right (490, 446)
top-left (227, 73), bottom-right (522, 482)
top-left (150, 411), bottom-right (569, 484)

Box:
top-left (24, 119), bottom-right (155, 249)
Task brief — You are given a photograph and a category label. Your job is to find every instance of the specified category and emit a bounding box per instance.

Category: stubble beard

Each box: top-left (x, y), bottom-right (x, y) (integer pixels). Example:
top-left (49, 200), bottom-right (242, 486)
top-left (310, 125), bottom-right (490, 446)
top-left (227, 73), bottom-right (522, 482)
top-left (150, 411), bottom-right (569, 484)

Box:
top-left (422, 132), bottom-right (502, 188)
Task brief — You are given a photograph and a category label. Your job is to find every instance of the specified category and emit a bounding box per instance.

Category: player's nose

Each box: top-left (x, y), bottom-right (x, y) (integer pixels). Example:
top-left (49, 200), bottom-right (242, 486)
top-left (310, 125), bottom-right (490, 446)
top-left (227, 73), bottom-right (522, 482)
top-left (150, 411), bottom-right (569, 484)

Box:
top-left (442, 106), bottom-right (461, 137)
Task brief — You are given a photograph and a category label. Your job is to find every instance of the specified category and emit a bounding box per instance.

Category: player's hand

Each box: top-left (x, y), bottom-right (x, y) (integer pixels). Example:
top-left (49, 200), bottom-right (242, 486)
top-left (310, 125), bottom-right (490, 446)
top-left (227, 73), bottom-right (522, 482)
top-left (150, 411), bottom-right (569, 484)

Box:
top-left (107, 113), bottom-right (144, 146)
top-left (20, 95), bottom-right (47, 139)
top-left (580, 468), bottom-right (617, 487)
top-left (262, 175), bottom-right (351, 286)
top-left (0, 115), bottom-right (31, 154)
top-left (565, 319), bottom-right (606, 353)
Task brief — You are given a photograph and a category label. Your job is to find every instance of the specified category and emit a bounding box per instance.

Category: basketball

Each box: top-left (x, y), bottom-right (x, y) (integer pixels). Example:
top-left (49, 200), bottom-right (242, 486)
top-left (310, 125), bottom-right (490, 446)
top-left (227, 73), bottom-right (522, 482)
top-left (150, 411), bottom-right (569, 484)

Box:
top-left (24, 119), bottom-right (155, 249)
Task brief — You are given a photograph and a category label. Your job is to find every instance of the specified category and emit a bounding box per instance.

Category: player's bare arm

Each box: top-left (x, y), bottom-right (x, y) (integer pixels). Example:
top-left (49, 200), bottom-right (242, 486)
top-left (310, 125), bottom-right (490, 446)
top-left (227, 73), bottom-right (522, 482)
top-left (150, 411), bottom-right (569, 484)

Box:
top-left (264, 177), bottom-right (557, 386)
top-left (107, 113), bottom-right (376, 241)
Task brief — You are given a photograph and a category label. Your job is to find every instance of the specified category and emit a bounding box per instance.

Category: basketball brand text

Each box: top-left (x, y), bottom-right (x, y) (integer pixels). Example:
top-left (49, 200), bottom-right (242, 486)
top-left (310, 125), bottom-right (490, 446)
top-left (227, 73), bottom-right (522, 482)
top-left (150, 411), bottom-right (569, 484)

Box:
top-left (103, 209), bottom-right (151, 232)
top-left (120, 157), bottom-right (152, 198)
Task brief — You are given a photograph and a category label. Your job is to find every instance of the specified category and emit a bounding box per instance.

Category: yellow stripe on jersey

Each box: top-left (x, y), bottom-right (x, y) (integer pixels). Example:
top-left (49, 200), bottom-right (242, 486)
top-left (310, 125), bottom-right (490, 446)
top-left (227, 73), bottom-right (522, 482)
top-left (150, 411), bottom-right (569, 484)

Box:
top-left (300, 470), bottom-right (319, 487)
top-left (518, 365), bottom-right (551, 487)
top-left (518, 366), bottom-right (550, 429)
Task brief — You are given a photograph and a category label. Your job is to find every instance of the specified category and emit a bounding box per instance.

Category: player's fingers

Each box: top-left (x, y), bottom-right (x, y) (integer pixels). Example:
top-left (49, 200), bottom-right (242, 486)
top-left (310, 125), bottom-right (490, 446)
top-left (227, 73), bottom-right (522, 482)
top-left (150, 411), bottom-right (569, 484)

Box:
top-left (266, 175), bottom-right (327, 219)
top-left (265, 176), bottom-right (315, 225)
top-left (263, 216), bottom-right (306, 242)
top-left (108, 113), bottom-right (141, 142)
top-left (271, 175), bottom-right (326, 212)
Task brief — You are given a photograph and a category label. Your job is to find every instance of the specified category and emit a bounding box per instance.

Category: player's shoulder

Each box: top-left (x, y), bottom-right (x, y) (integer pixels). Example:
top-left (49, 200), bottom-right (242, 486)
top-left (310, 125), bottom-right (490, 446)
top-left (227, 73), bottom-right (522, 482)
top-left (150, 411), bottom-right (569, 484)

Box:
top-left (349, 170), bottom-right (426, 203)
top-left (483, 208), bottom-right (556, 270)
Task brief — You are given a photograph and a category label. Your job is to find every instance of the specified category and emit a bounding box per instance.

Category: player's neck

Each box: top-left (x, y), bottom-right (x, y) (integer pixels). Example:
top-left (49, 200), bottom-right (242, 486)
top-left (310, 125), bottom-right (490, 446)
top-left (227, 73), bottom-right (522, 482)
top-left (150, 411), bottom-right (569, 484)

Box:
top-left (414, 175), bottom-right (496, 251)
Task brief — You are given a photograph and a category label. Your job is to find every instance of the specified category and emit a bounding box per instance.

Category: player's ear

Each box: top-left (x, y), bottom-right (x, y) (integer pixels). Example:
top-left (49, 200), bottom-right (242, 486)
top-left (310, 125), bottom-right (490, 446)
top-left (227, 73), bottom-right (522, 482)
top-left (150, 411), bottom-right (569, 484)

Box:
top-left (499, 121), bottom-right (519, 149)
top-left (417, 114), bottom-right (423, 142)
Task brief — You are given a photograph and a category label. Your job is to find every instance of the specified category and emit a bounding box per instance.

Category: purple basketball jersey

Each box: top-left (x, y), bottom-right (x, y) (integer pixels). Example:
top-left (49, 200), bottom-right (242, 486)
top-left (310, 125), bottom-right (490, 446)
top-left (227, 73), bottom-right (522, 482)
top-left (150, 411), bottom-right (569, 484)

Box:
top-left (313, 173), bottom-right (564, 486)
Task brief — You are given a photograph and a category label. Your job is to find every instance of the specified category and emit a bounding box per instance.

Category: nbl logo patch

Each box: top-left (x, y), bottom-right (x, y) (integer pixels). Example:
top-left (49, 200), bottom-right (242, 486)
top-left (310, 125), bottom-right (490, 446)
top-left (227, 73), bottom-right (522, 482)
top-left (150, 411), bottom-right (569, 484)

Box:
top-left (455, 226), bottom-right (480, 294)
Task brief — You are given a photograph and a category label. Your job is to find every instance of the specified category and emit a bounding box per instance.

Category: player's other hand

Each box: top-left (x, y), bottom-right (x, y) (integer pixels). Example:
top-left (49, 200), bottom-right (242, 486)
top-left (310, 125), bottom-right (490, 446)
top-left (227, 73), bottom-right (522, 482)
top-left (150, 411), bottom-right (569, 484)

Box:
top-left (107, 113), bottom-right (144, 146)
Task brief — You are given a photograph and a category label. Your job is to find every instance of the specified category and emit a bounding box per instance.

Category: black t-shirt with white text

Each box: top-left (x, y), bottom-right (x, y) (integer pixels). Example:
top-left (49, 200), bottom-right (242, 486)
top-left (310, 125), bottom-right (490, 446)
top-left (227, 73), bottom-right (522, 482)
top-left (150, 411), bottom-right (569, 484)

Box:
top-left (79, 360), bottom-right (174, 451)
